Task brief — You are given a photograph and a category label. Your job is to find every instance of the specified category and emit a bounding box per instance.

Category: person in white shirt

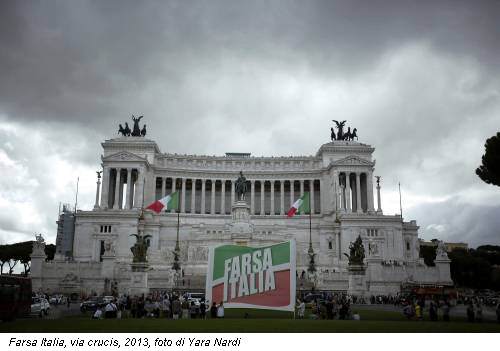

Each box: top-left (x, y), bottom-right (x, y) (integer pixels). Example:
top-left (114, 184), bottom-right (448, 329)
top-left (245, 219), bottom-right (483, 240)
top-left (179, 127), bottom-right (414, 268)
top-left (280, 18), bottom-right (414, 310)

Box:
top-left (93, 308), bottom-right (103, 319)
top-left (216, 302), bottom-right (224, 318)
top-left (297, 300), bottom-right (305, 319)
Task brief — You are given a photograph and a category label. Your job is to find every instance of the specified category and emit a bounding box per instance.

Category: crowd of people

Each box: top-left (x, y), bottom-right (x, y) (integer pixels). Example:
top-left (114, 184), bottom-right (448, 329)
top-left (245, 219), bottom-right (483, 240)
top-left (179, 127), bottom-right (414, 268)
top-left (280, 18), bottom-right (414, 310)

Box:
top-left (88, 291), bottom-right (226, 320)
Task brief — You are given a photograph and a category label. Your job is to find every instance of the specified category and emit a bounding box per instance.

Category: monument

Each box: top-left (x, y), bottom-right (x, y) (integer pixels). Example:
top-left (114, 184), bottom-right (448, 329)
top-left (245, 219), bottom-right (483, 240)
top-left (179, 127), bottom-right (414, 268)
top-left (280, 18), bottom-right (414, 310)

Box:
top-left (30, 117), bottom-right (453, 297)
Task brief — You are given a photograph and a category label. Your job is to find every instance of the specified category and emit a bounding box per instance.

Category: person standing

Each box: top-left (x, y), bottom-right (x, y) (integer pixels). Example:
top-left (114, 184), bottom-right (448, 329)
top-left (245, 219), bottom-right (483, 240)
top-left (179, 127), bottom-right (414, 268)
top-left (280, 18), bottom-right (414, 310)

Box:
top-left (466, 302), bottom-right (475, 323)
top-left (475, 303), bottom-right (483, 323)
top-left (297, 300), bottom-right (305, 319)
top-left (441, 301), bottom-right (450, 322)
top-left (217, 302), bottom-right (225, 318)
top-left (200, 300), bottom-right (206, 319)
top-left (172, 298), bottom-right (181, 320)
top-left (210, 302), bottom-right (217, 319)
top-left (496, 303), bottom-right (500, 324)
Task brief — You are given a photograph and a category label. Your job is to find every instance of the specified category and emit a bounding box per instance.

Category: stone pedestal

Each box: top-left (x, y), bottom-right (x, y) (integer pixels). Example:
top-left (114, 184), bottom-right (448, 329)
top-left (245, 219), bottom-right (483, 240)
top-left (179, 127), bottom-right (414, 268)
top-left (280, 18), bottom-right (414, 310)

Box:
top-left (129, 263), bottom-right (150, 296)
top-left (229, 200), bottom-right (253, 240)
top-left (30, 236), bottom-right (46, 293)
top-left (435, 257), bottom-right (452, 285)
top-left (347, 264), bottom-right (368, 296)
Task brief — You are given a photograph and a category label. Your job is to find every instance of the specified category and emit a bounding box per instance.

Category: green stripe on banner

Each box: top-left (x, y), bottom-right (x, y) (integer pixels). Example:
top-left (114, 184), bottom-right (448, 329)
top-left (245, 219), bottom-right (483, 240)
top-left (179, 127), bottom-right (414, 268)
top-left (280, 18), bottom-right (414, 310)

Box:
top-left (212, 242), bottom-right (290, 280)
top-left (300, 192), bottom-right (310, 214)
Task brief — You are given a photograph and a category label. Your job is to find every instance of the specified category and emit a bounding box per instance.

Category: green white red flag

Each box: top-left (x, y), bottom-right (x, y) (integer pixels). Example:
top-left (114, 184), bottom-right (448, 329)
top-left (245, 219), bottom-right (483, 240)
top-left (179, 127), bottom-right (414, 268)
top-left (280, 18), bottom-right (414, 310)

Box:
top-left (205, 241), bottom-right (296, 311)
top-left (287, 192), bottom-right (310, 217)
top-left (146, 191), bottom-right (179, 213)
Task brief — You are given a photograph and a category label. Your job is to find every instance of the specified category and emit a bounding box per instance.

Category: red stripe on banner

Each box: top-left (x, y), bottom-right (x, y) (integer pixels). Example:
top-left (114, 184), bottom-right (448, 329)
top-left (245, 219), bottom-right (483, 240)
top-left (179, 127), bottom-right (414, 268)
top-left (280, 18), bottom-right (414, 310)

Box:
top-left (287, 207), bottom-right (297, 217)
top-left (146, 201), bottom-right (164, 213)
top-left (211, 270), bottom-right (291, 307)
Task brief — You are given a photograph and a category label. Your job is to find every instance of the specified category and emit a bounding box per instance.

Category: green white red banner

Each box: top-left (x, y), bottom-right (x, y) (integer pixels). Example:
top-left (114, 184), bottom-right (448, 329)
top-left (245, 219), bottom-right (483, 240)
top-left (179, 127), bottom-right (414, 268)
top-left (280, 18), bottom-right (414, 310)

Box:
top-left (205, 241), bottom-right (296, 311)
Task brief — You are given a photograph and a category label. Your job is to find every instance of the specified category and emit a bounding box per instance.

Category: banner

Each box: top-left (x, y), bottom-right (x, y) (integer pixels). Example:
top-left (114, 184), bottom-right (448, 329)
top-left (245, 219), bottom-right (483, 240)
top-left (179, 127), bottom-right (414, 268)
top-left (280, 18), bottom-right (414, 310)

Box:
top-left (205, 241), bottom-right (296, 311)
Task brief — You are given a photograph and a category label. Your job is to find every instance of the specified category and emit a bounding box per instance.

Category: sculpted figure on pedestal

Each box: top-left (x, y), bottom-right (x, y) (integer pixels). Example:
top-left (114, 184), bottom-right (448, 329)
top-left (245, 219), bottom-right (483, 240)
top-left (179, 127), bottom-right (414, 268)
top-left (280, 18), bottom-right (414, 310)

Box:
top-left (344, 235), bottom-right (365, 265)
top-left (235, 171), bottom-right (248, 201)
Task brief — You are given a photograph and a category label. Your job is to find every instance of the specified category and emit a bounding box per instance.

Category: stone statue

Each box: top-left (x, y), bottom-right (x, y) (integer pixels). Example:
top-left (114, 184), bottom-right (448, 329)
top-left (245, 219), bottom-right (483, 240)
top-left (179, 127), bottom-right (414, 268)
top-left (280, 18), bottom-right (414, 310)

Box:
top-left (141, 124), bottom-right (147, 137)
top-left (235, 171), bottom-right (248, 201)
top-left (332, 120), bottom-right (347, 140)
top-left (96, 171), bottom-right (102, 179)
top-left (375, 176), bottom-right (381, 185)
top-left (104, 239), bottom-right (115, 255)
top-left (436, 240), bottom-right (448, 259)
top-left (369, 241), bottom-right (379, 256)
top-left (351, 128), bottom-right (358, 140)
top-left (344, 235), bottom-right (365, 265)
top-left (131, 115), bottom-right (144, 137)
top-left (124, 122), bottom-right (131, 136)
top-left (118, 124), bottom-right (126, 136)
top-left (330, 127), bottom-right (336, 141)
top-left (130, 233), bottom-right (151, 263)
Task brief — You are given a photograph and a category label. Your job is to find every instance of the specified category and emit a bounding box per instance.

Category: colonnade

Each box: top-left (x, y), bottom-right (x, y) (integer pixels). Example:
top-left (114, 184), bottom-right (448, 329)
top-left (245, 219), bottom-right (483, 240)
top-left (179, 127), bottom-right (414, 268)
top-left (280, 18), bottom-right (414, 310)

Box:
top-left (100, 167), bottom-right (144, 210)
top-left (154, 177), bottom-right (322, 215)
top-left (336, 171), bottom-right (374, 213)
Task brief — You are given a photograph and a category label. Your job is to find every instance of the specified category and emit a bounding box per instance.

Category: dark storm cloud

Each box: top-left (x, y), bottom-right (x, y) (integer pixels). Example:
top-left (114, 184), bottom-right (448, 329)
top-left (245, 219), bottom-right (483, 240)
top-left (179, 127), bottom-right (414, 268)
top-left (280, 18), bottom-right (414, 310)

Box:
top-left (1, 0), bottom-right (499, 127)
top-left (0, 0), bottom-right (499, 245)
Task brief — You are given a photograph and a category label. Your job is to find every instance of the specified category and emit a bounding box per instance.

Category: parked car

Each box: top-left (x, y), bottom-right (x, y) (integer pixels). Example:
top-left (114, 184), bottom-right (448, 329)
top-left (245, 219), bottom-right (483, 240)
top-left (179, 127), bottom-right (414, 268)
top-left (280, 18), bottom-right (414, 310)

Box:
top-left (102, 296), bottom-right (115, 304)
top-left (31, 297), bottom-right (50, 317)
top-left (80, 297), bottom-right (105, 312)
top-left (184, 292), bottom-right (205, 307)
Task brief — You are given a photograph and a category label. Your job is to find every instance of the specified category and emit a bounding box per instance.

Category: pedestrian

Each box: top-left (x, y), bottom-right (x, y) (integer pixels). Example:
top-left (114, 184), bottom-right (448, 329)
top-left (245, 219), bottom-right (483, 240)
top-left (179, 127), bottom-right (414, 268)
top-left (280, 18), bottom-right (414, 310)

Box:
top-left (217, 301), bottom-right (225, 318)
top-left (441, 301), bottom-right (450, 322)
top-left (297, 300), bottom-right (305, 319)
top-left (210, 302), bottom-right (217, 319)
top-left (496, 303), bottom-right (500, 324)
top-left (200, 300), bottom-right (206, 319)
top-left (466, 302), bottom-right (475, 323)
top-left (475, 303), bottom-right (483, 323)
top-left (429, 301), bottom-right (438, 321)
top-left (172, 298), bottom-right (181, 320)
top-left (414, 302), bottom-right (422, 321)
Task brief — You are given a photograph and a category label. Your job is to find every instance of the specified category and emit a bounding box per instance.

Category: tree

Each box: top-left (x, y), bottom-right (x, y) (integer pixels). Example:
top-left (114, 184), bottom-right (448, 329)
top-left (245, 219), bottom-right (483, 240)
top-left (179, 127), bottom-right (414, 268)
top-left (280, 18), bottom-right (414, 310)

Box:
top-left (476, 132), bottom-right (500, 186)
top-left (45, 244), bottom-right (56, 261)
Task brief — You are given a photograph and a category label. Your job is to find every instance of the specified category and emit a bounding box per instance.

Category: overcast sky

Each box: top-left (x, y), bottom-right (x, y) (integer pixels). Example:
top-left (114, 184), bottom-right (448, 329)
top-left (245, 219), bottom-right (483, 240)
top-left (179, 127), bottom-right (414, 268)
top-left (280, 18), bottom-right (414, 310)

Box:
top-left (1, 0), bottom-right (499, 248)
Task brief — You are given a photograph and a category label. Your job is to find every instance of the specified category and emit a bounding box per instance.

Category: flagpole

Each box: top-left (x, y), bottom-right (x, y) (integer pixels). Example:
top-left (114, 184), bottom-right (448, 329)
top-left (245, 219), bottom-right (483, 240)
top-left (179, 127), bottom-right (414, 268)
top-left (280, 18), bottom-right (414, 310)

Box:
top-left (398, 182), bottom-right (403, 223)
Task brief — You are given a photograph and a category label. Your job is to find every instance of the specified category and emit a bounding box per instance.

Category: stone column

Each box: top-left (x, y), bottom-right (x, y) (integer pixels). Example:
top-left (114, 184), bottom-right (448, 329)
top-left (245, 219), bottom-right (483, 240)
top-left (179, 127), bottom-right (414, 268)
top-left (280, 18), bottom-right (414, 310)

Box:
top-left (210, 180), bottom-right (216, 214)
top-left (181, 178), bottom-right (186, 213)
top-left (310, 179), bottom-right (315, 214)
top-left (100, 167), bottom-right (110, 209)
top-left (280, 180), bottom-right (285, 215)
top-left (171, 177), bottom-right (177, 212)
top-left (230, 180), bottom-right (235, 205)
top-left (113, 168), bottom-right (121, 209)
top-left (356, 172), bottom-right (362, 213)
top-left (94, 171), bottom-right (102, 210)
top-left (376, 176), bottom-right (382, 213)
top-left (346, 173), bottom-right (352, 213)
top-left (221, 180), bottom-right (226, 214)
top-left (260, 181), bottom-right (265, 215)
top-left (299, 179), bottom-right (304, 214)
top-left (270, 181), bottom-right (275, 215)
top-left (201, 179), bottom-right (206, 214)
top-left (191, 179), bottom-right (196, 213)
top-left (161, 177), bottom-right (166, 198)
top-left (135, 169), bottom-right (144, 209)
top-left (125, 168), bottom-right (132, 209)
top-left (290, 180), bottom-right (294, 209)
top-left (367, 172), bottom-right (375, 213)
top-left (250, 180), bottom-right (255, 214)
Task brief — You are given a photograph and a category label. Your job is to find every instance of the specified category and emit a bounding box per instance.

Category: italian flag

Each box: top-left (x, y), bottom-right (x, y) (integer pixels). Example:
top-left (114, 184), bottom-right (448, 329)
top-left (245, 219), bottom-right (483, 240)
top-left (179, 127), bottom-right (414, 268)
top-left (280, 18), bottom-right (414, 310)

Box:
top-left (287, 192), bottom-right (310, 217)
top-left (146, 191), bottom-right (179, 213)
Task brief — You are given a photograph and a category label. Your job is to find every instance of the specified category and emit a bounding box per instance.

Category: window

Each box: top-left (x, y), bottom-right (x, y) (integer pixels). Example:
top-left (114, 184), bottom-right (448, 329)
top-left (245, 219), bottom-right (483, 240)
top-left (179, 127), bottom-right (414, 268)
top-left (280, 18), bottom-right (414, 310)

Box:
top-left (99, 240), bottom-right (105, 262)
top-left (328, 241), bottom-right (333, 250)
top-left (406, 242), bottom-right (411, 251)
top-left (100, 225), bottom-right (112, 233)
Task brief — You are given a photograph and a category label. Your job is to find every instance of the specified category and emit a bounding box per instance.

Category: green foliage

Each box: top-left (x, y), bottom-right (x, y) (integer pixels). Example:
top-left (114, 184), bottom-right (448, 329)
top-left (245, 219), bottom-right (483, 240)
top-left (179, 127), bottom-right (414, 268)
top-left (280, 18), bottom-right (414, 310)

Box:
top-left (476, 132), bottom-right (500, 186)
top-left (419, 245), bottom-right (436, 266)
top-left (45, 244), bottom-right (56, 261)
